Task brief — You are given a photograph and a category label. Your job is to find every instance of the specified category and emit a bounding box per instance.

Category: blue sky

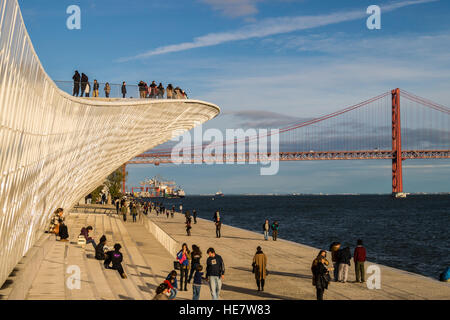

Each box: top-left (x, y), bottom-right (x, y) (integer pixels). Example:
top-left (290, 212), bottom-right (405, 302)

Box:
top-left (19, 0), bottom-right (450, 194)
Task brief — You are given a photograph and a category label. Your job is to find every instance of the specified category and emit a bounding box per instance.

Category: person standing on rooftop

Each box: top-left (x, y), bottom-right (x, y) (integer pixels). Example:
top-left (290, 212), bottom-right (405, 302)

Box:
top-left (166, 84), bottom-right (174, 99)
top-left (84, 81), bottom-right (90, 97)
top-left (104, 82), bottom-right (111, 98)
top-left (93, 80), bottom-right (99, 97)
top-left (150, 81), bottom-right (157, 99)
top-left (72, 71), bottom-right (80, 96)
top-left (158, 83), bottom-right (165, 99)
top-left (80, 73), bottom-right (88, 97)
top-left (121, 82), bottom-right (127, 98)
top-left (138, 81), bottom-right (146, 99)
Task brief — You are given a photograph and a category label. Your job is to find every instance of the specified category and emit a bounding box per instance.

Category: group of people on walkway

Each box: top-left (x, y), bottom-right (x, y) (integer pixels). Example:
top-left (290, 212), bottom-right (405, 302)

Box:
top-left (72, 71), bottom-right (188, 99)
top-left (310, 239), bottom-right (367, 300)
top-left (115, 197), bottom-right (141, 222)
top-left (153, 244), bottom-right (225, 300)
top-left (262, 219), bottom-right (279, 241)
top-left (138, 80), bottom-right (188, 99)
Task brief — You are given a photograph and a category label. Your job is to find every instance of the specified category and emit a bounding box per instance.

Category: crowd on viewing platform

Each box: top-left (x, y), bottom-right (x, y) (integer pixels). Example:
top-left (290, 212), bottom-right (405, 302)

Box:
top-left (70, 71), bottom-right (188, 99)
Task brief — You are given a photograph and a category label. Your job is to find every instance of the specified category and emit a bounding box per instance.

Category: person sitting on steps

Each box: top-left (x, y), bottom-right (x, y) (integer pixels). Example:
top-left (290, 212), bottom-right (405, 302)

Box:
top-left (104, 243), bottom-right (127, 279)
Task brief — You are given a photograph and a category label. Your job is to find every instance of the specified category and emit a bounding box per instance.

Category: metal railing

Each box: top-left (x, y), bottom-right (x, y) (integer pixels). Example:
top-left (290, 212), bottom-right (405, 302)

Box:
top-left (54, 80), bottom-right (189, 99)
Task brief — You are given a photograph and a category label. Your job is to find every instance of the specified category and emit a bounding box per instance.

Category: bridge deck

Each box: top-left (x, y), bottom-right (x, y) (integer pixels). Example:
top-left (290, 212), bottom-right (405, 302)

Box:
top-left (17, 207), bottom-right (450, 300)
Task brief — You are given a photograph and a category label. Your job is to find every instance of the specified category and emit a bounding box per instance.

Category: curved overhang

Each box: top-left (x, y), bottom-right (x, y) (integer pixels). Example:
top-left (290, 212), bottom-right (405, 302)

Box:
top-left (0, 0), bottom-right (220, 286)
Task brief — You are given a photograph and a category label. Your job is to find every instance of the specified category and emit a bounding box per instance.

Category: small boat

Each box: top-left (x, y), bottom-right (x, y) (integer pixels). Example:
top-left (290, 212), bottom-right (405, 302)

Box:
top-left (215, 190), bottom-right (224, 197)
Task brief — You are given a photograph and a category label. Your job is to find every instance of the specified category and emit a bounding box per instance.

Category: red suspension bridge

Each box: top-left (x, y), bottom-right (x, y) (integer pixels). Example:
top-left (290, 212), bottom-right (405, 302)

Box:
top-left (124, 89), bottom-right (450, 196)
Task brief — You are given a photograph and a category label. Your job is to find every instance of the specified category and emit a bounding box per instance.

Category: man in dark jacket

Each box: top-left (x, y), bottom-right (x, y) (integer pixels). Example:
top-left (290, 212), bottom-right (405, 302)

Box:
top-left (337, 246), bottom-right (352, 283)
top-left (206, 248), bottom-right (225, 300)
top-left (80, 73), bottom-right (88, 97)
top-left (121, 82), bottom-right (127, 98)
top-left (72, 71), bottom-right (80, 96)
top-left (312, 255), bottom-right (331, 300)
top-left (354, 239), bottom-right (367, 283)
top-left (271, 221), bottom-right (279, 241)
top-left (104, 243), bottom-right (126, 278)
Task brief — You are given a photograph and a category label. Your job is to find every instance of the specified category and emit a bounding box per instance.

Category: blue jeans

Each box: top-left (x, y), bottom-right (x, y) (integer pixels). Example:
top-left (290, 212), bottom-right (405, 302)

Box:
top-left (169, 288), bottom-right (177, 300)
top-left (208, 276), bottom-right (222, 300)
top-left (264, 231), bottom-right (269, 240)
top-left (193, 284), bottom-right (201, 300)
top-left (86, 239), bottom-right (96, 249)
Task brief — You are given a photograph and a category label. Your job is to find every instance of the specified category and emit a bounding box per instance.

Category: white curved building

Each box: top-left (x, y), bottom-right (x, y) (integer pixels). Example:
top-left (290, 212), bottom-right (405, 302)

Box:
top-left (0, 0), bottom-right (220, 286)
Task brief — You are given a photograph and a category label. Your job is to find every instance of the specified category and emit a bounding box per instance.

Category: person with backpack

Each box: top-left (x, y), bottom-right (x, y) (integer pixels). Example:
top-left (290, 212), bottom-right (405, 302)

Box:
top-left (337, 246), bottom-right (352, 283)
top-left (177, 243), bottom-right (191, 291)
top-left (354, 239), bottom-right (367, 283)
top-left (104, 243), bottom-right (127, 279)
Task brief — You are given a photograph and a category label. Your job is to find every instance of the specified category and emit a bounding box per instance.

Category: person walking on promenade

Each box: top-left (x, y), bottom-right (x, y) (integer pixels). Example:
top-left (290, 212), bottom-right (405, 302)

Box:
top-left (104, 82), bottom-right (111, 98)
top-left (84, 81), bottom-right (90, 97)
top-left (330, 241), bottom-right (341, 282)
top-left (115, 198), bottom-right (120, 215)
top-left (158, 83), bottom-right (165, 99)
top-left (271, 221), bottom-right (279, 241)
top-left (153, 283), bottom-right (170, 300)
top-left (80, 226), bottom-right (96, 249)
top-left (121, 81), bottom-right (127, 98)
top-left (164, 271), bottom-right (178, 299)
top-left (93, 80), bottom-right (99, 97)
top-left (253, 246), bottom-right (267, 292)
top-left (80, 73), bottom-right (88, 97)
top-left (177, 243), bottom-right (191, 291)
top-left (131, 203), bottom-right (137, 222)
top-left (188, 245), bottom-right (202, 283)
top-left (263, 219), bottom-right (270, 241)
top-left (186, 216), bottom-right (192, 236)
top-left (166, 84), bottom-right (174, 99)
top-left (192, 265), bottom-right (205, 300)
top-left (354, 239), bottom-right (367, 283)
top-left (185, 210), bottom-right (191, 222)
top-left (337, 246), bottom-right (352, 283)
top-left (206, 247), bottom-right (225, 300)
top-left (72, 71), bottom-right (81, 96)
top-left (192, 210), bottom-right (198, 224)
top-left (104, 243), bottom-right (127, 279)
top-left (215, 217), bottom-right (222, 238)
top-left (179, 204), bottom-right (183, 213)
top-left (311, 253), bottom-right (332, 300)
top-left (121, 203), bottom-right (127, 222)
top-left (171, 205), bottom-right (175, 218)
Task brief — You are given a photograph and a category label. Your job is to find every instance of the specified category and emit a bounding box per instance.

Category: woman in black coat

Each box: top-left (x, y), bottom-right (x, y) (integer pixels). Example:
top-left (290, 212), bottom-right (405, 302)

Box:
top-left (312, 255), bottom-right (331, 300)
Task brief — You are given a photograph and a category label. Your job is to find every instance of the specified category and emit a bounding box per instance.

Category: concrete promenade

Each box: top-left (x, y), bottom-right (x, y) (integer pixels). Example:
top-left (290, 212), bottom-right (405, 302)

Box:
top-left (2, 206), bottom-right (448, 300)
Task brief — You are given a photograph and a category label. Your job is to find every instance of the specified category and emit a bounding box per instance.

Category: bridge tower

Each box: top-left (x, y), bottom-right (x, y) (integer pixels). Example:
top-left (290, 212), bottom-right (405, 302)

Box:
top-left (391, 88), bottom-right (405, 198)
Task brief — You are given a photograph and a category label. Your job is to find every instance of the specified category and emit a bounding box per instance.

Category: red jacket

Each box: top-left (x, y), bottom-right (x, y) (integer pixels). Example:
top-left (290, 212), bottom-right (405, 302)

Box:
top-left (354, 246), bottom-right (366, 262)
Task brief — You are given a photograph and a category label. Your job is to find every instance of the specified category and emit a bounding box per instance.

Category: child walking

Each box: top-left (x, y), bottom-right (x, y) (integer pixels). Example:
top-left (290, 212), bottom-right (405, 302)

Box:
top-left (192, 265), bottom-right (204, 300)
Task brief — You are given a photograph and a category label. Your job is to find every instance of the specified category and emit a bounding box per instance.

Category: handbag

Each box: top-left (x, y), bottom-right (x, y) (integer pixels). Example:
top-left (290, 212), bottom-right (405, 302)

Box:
top-left (173, 261), bottom-right (181, 270)
top-left (251, 262), bottom-right (256, 274)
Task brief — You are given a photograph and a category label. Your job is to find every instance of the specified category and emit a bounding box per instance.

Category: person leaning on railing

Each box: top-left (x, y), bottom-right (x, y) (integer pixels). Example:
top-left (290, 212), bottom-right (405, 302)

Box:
top-left (104, 83), bottom-right (111, 98)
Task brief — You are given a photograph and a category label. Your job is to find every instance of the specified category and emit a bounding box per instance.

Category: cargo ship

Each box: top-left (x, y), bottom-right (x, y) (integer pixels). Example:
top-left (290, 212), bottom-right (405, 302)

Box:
top-left (131, 175), bottom-right (185, 198)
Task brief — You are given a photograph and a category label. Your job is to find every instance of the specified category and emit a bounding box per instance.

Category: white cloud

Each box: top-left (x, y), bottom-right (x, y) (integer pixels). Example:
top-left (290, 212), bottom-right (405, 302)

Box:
top-left (117, 0), bottom-right (438, 62)
top-left (200, 0), bottom-right (262, 18)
